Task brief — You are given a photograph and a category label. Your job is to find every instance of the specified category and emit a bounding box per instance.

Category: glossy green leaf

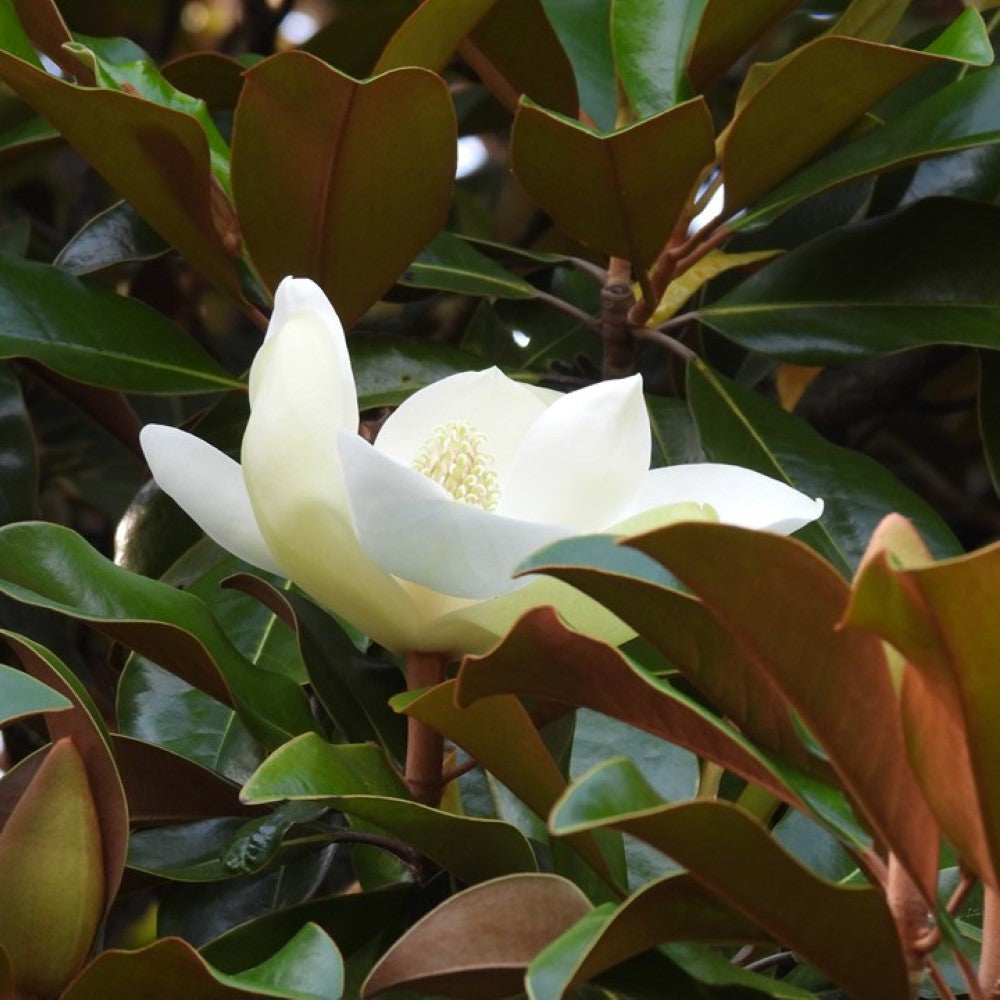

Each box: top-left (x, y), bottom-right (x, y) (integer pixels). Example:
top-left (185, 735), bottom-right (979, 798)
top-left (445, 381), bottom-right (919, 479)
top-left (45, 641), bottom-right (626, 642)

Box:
top-left (400, 680), bottom-right (618, 887)
top-left (374, 0), bottom-right (500, 72)
top-left (739, 66), bottom-right (1000, 231)
top-left (112, 733), bottom-right (259, 824)
top-left (0, 51), bottom-right (246, 302)
top-left (512, 96), bottom-right (714, 270)
top-left (540, 0), bottom-right (616, 129)
top-left (55, 200), bottom-right (169, 275)
top-left (2, 631), bottom-right (129, 905)
top-left (117, 656), bottom-right (263, 784)
top-left (551, 759), bottom-right (911, 1000)
top-left (362, 874), bottom-right (590, 998)
top-left (625, 520), bottom-right (939, 903)
top-left (685, 0), bottom-right (799, 92)
top-left (845, 515), bottom-right (1000, 887)
top-left (0, 521), bottom-right (315, 749)
top-left (611, 0), bottom-right (706, 117)
top-left (243, 732), bottom-right (537, 884)
top-left (66, 36), bottom-right (231, 191)
top-left (128, 817), bottom-right (254, 882)
top-left (469, 0), bottom-right (579, 118)
top-left (350, 333), bottom-right (487, 407)
top-left (223, 801), bottom-right (329, 876)
top-left (0, 0), bottom-right (42, 67)
top-left (160, 51), bottom-right (247, 111)
top-left (646, 394), bottom-right (705, 467)
top-left (0, 663), bottom-right (71, 724)
top-left (526, 874), bottom-right (802, 999)
top-left (458, 605), bottom-right (806, 804)
top-left (722, 13), bottom-right (993, 213)
top-left (687, 361), bottom-right (961, 574)
top-left (401, 230), bottom-right (537, 299)
top-left (0, 255), bottom-right (240, 393)
top-left (231, 52), bottom-right (455, 326)
top-left (63, 926), bottom-right (344, 1000)
top-left (0, 365), bottom-right (35, 525)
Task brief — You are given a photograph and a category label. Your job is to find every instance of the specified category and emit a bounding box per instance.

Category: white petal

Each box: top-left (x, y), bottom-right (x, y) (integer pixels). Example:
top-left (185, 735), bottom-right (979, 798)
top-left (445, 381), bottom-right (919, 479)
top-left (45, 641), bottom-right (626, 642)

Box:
top-left (339, 429), bottom-right (570, 600)
top-left (249, 277), bottom-right (357, 432)
top-left (498, 375), bottom-right (651, 531)
top-left (374, 368), bottom-right (548, 483)
top-left (139, 424), bottom-right (283, 575)
top-left (617, 463), bottom-right (824, 535)
top-left (242, 309), bottom-right (420, 653)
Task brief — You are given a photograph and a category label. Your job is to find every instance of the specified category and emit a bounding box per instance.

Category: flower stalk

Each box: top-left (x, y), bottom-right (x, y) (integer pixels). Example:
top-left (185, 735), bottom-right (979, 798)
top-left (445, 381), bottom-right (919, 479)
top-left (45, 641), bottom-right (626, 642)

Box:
top-left (404, 651), bottom-right (447, 806)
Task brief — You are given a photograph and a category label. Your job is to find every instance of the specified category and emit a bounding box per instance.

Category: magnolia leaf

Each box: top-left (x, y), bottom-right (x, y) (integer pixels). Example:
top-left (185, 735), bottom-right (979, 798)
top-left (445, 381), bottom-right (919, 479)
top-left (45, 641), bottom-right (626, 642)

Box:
top-left (0, 663), bottom-right (71, 724)
top-left (231, 52), bottom-right (455, 326)
top-left (511, 96), bottom-right (715, 270)
top-left (624, 521), bottom-right (940, 902)
top-left (457, 605), bottom-right (811, 801)
top-left (550, 760), bottom-right (911, 1000)
top-left (723, 12), bottom-right (992, 213)
top-left (844, 514), bottom-right (1000, 887)
top-left (374, 0), bottom-right (501, 72)
top-left (0, 51), bottom-right (246, 302)
top-left (362, 874), bottom-right (590, 997)
top-left (0, 255), bottom-right (240, 393)
top-left (645, 248), bottom-right (781, 325)
top-left (0, 521), bottom-right (315, 749)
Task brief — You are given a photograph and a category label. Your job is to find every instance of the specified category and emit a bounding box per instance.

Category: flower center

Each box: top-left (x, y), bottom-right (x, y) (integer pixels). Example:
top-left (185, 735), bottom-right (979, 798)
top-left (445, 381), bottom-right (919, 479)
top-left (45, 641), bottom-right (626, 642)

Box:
top-left (412, 420), bottom-right (500, 512)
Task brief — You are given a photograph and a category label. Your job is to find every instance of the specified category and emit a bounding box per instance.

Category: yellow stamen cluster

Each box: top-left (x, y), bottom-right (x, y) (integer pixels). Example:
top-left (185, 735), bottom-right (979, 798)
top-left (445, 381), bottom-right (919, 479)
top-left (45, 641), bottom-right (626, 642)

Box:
top-left (412, 420), bottom-right (500, 511)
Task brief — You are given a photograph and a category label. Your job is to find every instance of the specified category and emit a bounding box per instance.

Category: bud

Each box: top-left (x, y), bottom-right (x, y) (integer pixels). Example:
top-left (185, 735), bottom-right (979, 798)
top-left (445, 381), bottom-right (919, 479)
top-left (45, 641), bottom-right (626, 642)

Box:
top-left (0, 738), bottom-right (104, 997)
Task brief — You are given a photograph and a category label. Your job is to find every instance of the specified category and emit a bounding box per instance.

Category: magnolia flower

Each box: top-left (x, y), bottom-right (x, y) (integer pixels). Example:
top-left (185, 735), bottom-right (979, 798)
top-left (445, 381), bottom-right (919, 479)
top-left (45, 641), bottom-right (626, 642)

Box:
top-left (140, 277), bottom-right (823, 657)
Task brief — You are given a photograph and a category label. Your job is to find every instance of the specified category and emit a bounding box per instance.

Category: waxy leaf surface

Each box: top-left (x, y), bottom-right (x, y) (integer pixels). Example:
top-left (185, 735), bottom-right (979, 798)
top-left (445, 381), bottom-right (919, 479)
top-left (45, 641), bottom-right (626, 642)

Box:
top-left (0, 255), bottom-right (239, 393)
top-left (722, 13), bottom-right (992, 213)
top-left (243, 732), bottom-right (537, 884)
top-left (362, 874), bottom-right (590, 998)
top-left (0, 522), bottom-right (315, 749)
top-left (550, 760), bottom-right (910, 1000)
top-left (626, 521), bottom-right (939, 902)
top-left (845, 515), bottom-right (1000, 887)
top-left (374, 0), bottom-right (501, 72)
top-left (232, 52), bottom-right (455, 325)
top-left (0, 52), bottom-right (245, 301)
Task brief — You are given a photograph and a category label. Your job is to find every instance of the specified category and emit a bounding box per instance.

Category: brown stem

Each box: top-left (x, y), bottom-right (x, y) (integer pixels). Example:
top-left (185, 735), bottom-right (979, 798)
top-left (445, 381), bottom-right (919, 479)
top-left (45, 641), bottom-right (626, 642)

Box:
top-left (927, 957), bottom-right (960, 1000)
top-left (404, 651), bottom-right (447, 806)
top-left (600, 258), bottom-right (637, 379)
top-left (886, 854), bottom-right (931, 982)
top-left (980, 885), bottom-right (1000, 996)
top-left (534, 289), bottom-right (600, 332)
top-left (632, 326), bottom-right (696, 363)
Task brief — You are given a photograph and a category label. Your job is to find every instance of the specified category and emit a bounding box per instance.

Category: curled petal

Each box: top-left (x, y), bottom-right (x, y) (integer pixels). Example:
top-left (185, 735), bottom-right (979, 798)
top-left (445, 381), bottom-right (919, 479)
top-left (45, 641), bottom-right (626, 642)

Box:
top-left (339, 429), bottom-right (569, 600)
top-left (139, 425), bottom-right (283, 575)
top-left (242, 307), bottom-right (419, 652)
top-left (498, 375), bottom-right (651, 531)
top-left (617, 463), bottom-right (824, 535)
top-left (374, 368), bottom-right (548, 483)
top-left (249, 276), bottom-right (358, 432)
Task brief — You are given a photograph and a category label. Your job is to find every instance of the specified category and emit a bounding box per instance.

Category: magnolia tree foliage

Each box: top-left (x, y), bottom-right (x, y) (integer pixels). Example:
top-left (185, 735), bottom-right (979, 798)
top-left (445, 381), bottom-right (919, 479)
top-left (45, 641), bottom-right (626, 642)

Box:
top-left (2, 0), bottom-right (1000, 998)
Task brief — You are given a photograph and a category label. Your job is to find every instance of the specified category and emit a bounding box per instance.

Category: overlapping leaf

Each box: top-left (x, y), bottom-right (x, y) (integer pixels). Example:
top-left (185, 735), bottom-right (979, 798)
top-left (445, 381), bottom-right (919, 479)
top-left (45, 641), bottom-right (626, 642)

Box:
top-left (0, 521), bottom-right (315, 748)
top-left (231, 52), bottom-right (455, 325)
top-left (511, 96), bottom-right (714, 270)
top-left (622, 520), bottom-right (939, 902)
top-left (550, 759), bottom-right (911, 1000)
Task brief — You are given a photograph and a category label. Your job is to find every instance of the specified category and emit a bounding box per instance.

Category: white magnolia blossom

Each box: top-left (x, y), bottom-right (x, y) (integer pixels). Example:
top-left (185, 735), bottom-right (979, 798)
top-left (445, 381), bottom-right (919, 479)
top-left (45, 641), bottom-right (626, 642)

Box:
top-left (140, 277), bottom-right (823, 656)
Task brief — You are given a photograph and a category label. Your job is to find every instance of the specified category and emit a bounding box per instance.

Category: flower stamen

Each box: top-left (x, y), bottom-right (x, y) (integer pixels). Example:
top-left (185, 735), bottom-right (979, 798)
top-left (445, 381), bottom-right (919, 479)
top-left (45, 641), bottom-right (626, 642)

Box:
top-left (412, 420), bottom-right (500, 511)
